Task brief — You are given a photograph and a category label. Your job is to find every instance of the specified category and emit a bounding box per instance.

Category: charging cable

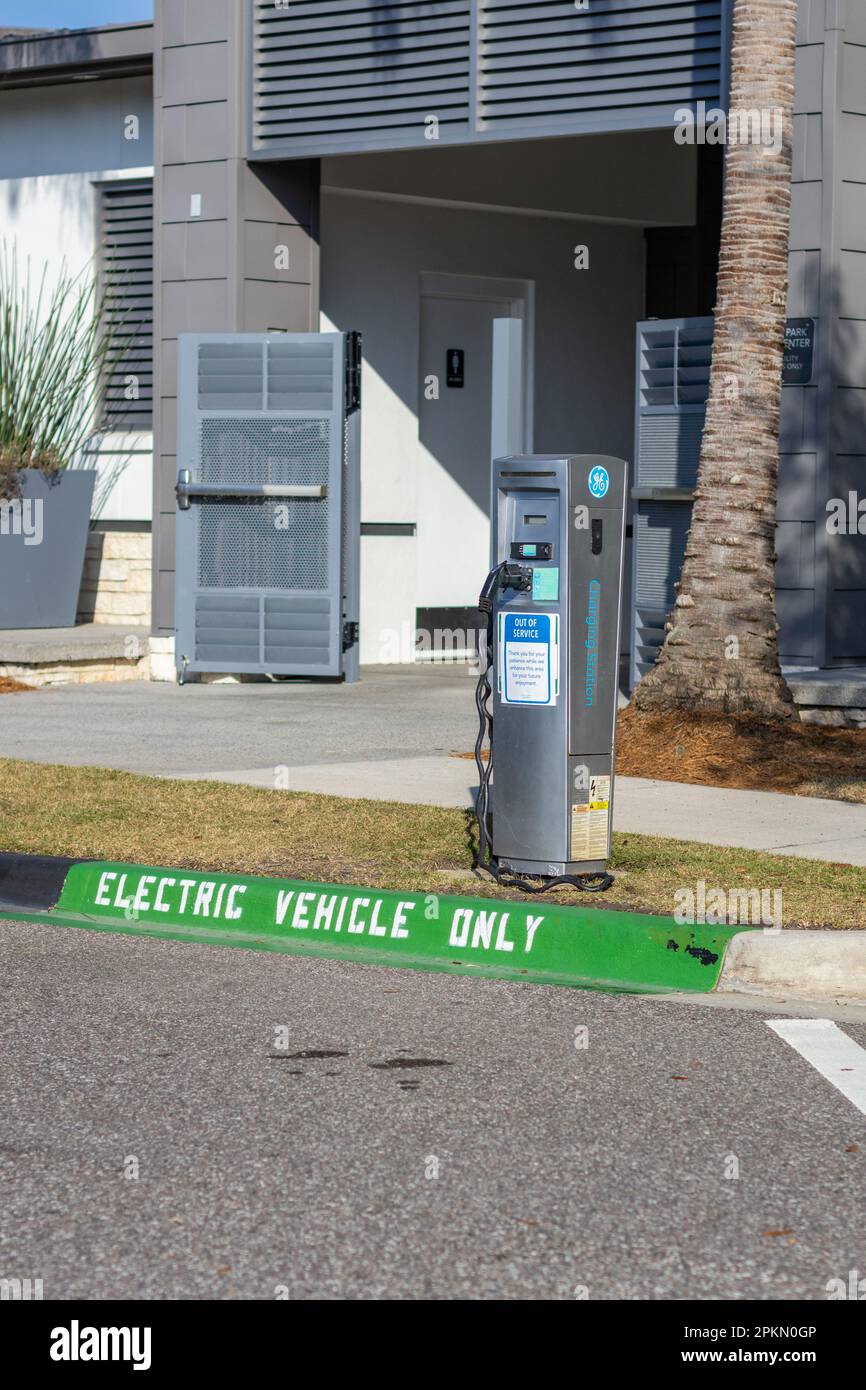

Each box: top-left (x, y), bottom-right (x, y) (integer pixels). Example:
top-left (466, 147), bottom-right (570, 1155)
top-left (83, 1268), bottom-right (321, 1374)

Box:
top-left (473, 565), bottom-right (613, 895)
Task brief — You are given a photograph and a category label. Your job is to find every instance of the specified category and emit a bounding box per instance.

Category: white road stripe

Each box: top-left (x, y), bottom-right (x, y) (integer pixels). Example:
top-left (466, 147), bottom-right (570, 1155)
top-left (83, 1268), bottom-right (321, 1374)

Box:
top-left (767, 1018), bottom-right (866, 1116)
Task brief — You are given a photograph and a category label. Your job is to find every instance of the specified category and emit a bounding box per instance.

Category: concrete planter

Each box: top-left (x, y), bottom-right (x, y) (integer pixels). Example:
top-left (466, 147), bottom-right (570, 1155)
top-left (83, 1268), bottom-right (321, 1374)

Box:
top-left (0, 469), bottom-right (96, 629)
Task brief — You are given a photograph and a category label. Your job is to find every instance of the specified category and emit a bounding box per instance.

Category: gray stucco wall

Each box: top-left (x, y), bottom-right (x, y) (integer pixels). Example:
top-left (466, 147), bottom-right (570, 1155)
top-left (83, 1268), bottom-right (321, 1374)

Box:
top-left (829, 0), bottom-right (866, 660)
top-left (782, 0), bottom-right (866, 666)
top-left (0, 74), bottom-right (152, 178)
top-left (777, 0), bottom-right (826, 664)
top-left (152, 0), bottom-right (319, 633)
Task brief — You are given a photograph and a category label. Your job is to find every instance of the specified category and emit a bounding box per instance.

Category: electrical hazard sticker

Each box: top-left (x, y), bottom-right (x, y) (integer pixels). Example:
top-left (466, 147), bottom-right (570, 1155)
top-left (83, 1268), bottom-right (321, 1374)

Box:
top-left (571, 775), bottom-right (611, 861)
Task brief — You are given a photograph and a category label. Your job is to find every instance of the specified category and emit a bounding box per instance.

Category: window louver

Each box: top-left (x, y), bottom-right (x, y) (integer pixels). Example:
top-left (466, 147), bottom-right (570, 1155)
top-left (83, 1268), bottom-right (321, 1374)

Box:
top-left (100, 180), bottom-right (153, 431)
top-left (253, 0), bottom-right (472, 154)
top-left (478, 0), bottom-right (724, 132)
top-left (251, 0), bottom-right (724, 157)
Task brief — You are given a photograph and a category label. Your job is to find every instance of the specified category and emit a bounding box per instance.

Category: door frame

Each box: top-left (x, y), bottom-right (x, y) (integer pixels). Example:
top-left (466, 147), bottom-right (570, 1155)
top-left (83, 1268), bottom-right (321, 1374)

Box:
top-left (418, 271), bottom-right (534, 451)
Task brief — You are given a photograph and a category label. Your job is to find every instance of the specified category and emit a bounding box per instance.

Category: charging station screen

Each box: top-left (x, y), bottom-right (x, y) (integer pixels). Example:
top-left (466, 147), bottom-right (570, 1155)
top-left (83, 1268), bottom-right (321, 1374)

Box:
top-left (498, 612), bottom-right (559, 706)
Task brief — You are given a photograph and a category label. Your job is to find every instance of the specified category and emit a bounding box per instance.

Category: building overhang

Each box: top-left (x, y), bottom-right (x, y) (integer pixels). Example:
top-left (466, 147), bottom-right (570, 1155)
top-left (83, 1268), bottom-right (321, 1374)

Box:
top-left (0, 23), bottom-right (153, 90)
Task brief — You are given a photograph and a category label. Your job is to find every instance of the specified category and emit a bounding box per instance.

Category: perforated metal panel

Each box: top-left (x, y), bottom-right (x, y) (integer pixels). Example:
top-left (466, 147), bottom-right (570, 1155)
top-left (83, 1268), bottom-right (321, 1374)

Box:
top-left (175, 333), bottom-right (361, 681)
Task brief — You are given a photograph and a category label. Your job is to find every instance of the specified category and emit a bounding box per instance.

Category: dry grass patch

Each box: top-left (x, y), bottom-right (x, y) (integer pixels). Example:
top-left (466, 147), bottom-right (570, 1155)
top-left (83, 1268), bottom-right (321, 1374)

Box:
top-left (1, 758), bottom-right (865, 928)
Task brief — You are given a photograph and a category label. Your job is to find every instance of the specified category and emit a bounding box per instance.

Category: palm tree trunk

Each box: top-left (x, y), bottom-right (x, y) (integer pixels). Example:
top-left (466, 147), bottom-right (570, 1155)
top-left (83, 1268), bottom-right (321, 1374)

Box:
top-left (635, 0), bottom-right (799, 721)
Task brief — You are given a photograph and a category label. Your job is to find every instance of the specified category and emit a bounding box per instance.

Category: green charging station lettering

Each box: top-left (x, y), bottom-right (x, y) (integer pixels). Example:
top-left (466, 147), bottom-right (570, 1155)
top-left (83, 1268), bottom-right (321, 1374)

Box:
top-left (81, 865), bottom-right (551, 960)
top-left (44, 860), bottom-right (741, 994)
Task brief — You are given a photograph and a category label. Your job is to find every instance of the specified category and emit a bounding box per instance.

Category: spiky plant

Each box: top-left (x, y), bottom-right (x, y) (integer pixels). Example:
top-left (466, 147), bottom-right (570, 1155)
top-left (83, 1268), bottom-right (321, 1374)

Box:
top-left (0, 244), bottom-right (117, 497)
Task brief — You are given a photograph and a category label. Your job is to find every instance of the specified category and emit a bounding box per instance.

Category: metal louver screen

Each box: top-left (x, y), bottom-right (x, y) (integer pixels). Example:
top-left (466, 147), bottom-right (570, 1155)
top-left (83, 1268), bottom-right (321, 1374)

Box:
top-left (176, 331), bottom-right (360, 681)
top-left (478, 0), bottom-right (724, 133)
top-left (251, 0), bottom-right (723, 155)
top-left (198, 342), bottom-right (264, 410)
top-left (638, 414), bottom-right (706, 489)
top-left (636, 316), bottom-right (712, 488)
top-left (100, 180), bottom-right (153, 430)
top-left (631, 316), bottom-right (712, 688)
top-left (631, 501), bottom-right (692, 681)
top-left (634, 500), bottom-right (692, 611)
top-left (253, 0), bottom-right (472, 154)
top-left (269, 341), bottom-right (335, 410)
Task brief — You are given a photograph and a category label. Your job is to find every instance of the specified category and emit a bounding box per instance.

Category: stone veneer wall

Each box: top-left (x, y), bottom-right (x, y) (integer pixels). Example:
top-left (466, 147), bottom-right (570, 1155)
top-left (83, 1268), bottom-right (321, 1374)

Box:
top-left (77, 527), bottom-right (152, 626)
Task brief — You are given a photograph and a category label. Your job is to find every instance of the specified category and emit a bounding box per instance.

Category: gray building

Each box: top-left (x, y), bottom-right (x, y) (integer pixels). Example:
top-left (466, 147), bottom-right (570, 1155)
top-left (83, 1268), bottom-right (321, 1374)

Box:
top-left (1, 1), bottom-right (863, 683)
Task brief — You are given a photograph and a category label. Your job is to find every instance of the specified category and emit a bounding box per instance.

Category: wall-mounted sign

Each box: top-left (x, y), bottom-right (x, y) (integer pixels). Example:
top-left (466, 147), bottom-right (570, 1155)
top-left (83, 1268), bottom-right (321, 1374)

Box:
top-left (783, 318), bottom-right (815, 385)
top-left (446, 348), bottom-right (465, 388)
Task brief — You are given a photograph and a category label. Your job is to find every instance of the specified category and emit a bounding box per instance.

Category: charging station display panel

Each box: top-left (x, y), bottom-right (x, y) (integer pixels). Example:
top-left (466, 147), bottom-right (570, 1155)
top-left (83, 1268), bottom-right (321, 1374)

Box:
top-left (498, 612), bottom-right (559, 706)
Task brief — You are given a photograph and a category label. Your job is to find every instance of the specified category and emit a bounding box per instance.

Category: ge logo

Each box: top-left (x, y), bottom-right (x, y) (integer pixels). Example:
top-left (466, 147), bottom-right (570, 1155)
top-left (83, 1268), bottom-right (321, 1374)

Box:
top-left (588, 465), bottom-right (609, 499)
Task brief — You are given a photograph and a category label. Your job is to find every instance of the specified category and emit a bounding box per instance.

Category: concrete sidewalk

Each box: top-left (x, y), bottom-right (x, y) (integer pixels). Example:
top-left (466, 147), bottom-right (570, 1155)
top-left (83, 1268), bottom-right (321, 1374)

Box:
top-left (171, 755), bottom-right (866, 868)
top-left (3, 671), bottom-right (864, 867)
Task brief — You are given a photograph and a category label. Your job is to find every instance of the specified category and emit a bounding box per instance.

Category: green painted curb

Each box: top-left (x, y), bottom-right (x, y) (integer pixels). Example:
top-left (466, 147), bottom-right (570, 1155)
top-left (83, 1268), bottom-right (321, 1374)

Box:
top-left (2, 860), bottom-right (746, 993)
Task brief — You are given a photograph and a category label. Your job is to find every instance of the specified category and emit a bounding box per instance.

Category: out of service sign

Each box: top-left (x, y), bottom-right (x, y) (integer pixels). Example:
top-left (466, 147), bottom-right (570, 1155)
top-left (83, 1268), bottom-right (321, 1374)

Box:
top-left (498, 611), bottom-right (559, 706)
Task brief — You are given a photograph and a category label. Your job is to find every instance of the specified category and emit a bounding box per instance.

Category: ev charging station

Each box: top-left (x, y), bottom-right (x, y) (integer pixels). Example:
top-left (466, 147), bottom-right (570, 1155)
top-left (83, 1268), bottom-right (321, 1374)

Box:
top-left (475, 455), bottom-right (627, 893)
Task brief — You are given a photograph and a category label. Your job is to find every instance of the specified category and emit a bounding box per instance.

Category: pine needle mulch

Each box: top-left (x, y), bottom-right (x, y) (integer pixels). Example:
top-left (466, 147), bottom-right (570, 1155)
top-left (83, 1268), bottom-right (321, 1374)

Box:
top-left (616, 704), bottom-right (866, 804)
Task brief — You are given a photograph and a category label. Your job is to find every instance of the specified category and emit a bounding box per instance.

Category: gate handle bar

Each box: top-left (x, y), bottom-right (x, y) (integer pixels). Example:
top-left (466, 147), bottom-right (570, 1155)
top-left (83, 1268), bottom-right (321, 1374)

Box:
top-left (176, 473), bottom-right (327, 510)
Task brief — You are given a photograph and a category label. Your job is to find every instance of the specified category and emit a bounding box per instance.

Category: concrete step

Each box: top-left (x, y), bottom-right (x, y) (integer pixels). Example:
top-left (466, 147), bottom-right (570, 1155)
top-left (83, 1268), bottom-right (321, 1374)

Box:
top-left (0, 624), bottom-right (150, 686)
top-left (784, 667), bottom-right (866, 726)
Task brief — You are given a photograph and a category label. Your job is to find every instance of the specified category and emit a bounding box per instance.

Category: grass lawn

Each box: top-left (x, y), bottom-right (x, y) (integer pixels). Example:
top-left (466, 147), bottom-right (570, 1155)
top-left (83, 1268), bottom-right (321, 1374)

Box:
top-left (2, 758), bottom-right (864, 930)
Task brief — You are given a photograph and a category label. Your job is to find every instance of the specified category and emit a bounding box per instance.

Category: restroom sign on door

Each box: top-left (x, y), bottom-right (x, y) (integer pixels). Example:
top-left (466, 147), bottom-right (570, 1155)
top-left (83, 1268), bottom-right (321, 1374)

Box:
top-left (498, 611), bottom-right (559, 706)
top-left (446, 348), bottom-right (465, 387)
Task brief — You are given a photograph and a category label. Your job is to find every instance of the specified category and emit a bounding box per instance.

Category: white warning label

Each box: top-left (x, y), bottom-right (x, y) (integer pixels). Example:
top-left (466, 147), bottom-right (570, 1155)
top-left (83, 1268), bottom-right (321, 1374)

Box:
top-left (571, 775), bottom-right (611, 861)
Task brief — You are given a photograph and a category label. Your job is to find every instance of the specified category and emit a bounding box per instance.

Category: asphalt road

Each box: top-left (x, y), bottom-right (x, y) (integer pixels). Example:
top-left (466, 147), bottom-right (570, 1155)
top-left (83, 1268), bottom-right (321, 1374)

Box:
top-left (1, 918), bottom-right (865, 1301)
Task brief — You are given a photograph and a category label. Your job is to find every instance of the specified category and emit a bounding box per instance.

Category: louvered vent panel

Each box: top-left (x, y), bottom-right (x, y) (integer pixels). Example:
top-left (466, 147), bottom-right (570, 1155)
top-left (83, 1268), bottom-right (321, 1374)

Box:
top-left (631, 316), bottom-right (713, 689)
top-left (264, 596), bottom-right (332, 665)
top-left (100, 180), bottom-right (153, 430)
top-left (633, 500), bottom-right (692, 610)
top-left (253, 0), bottom-right (472, 154)
top-left (194, 594), bottom-right (261, 665)
top-left (478, 0), bottom-right (724, 132)
top-left (638, 414), bottom-right (706, 489)
top-left (268, 341), bottom-right (335, 411)
top-left (636, 316), bottom-right (713, 487)
top-left (198, 343), bottom-right (264, 411)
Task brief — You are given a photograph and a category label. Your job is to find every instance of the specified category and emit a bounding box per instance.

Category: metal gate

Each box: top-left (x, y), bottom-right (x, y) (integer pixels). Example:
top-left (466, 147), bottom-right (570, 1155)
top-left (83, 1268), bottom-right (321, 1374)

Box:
top-left (174, 332), bottom-right (361, 682)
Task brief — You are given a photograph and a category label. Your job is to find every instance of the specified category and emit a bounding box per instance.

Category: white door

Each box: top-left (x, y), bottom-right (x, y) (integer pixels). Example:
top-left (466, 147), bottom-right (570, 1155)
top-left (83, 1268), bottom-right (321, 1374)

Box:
top-left (417, 292), bottom-right (514, 615)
